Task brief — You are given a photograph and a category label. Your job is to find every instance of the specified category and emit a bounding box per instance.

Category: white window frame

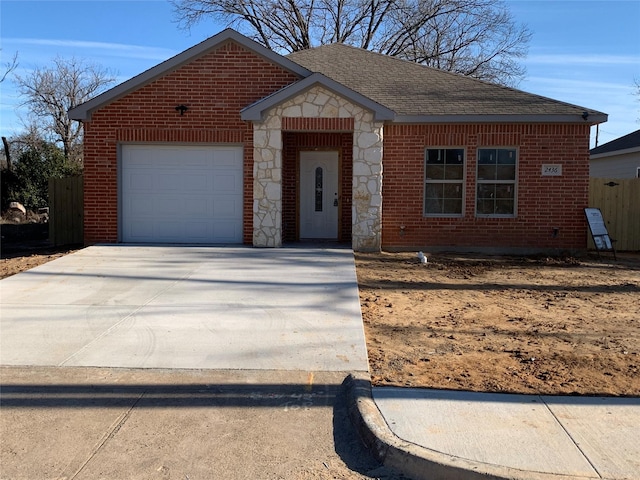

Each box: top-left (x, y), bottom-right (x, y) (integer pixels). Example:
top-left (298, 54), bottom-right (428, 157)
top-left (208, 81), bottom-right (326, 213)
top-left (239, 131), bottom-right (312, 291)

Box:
top-left (476, 147), bottom-right (518, 218)
top-left (423, 147), bottom-right (466, 217)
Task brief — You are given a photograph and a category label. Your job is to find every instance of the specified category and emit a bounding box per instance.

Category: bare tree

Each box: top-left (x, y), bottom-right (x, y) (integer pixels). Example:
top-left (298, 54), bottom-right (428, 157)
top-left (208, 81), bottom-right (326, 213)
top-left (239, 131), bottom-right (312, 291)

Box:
top-left (171, 0), bottom-right (531, 85)
top-left (2, 122), bottom-right (50, 175)
top-left (635, 77), bottom-right (640, 122)
top-left (0, 50), bottom-right (18, 83)
top-left (14, 56), bottom-right (115, 165)
top-left (1, 51), bottom-right (19, 172)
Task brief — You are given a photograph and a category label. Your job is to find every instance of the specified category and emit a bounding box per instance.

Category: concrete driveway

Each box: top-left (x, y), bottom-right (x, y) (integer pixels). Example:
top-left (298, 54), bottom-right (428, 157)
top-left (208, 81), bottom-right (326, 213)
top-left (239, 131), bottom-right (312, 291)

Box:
top-left (0, 245), bottom-right (369, 372)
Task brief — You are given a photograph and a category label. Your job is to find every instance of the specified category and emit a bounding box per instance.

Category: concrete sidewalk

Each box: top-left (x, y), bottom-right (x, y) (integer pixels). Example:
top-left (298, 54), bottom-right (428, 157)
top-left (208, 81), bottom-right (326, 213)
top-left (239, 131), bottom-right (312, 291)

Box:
top-left (1, 366), bottom-right (406, 480)
top-left (347, 375), bottom-right (640, 480)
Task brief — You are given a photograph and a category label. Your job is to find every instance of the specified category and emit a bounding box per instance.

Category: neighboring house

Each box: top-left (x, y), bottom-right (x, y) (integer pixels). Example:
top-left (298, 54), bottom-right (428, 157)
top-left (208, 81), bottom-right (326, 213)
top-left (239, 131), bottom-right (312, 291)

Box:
top-left (69, 29), bottom-right (607, 253)
top-left (589, 129), bottom-right (640, 178)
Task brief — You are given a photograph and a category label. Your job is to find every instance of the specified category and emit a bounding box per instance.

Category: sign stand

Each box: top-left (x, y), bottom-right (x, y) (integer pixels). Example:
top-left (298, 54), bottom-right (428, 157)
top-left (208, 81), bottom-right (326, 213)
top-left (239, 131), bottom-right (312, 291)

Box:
top-left (584, 208), bottom-right (616, 260)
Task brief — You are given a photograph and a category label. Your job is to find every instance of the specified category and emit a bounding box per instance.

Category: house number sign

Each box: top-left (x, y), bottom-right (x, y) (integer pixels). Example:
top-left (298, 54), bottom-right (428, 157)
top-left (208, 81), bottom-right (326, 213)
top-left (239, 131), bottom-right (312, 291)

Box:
top-left (541, 164), bottom-right (562, 176)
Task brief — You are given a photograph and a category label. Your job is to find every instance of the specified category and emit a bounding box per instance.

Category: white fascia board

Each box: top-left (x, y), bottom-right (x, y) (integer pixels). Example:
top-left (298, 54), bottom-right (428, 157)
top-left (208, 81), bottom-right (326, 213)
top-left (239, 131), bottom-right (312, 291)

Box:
top-left (590, 146), bottom-right (640, 159)
top-left (393, 113), bottom-right (609, 124)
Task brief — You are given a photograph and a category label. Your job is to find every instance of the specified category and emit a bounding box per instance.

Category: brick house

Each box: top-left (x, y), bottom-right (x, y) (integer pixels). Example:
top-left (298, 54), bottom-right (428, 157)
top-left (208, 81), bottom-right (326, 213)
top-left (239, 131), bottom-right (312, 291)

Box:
top-left (69, 29), bottom-right (607, 252)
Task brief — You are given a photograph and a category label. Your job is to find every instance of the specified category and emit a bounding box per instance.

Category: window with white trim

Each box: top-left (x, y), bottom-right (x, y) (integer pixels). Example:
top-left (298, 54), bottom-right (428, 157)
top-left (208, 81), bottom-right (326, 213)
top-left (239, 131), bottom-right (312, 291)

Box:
top-left (476, 148), bottom-right (517, 216)
top-left (424, 148), bottom-right (465, 216)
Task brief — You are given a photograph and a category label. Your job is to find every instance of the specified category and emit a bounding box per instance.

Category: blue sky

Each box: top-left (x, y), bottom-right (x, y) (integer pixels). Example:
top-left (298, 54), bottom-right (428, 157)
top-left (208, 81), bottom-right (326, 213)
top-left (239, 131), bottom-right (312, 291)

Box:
top-left (1, 0), bottom-right (639, 148)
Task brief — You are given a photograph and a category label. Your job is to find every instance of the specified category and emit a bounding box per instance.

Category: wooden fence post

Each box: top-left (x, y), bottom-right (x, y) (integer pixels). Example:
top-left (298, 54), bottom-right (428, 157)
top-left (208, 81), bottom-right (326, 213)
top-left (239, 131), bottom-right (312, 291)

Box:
top-left (589, 178), bottom-right (640, 251)
top-left (49, 176), bottom-right (84, 246)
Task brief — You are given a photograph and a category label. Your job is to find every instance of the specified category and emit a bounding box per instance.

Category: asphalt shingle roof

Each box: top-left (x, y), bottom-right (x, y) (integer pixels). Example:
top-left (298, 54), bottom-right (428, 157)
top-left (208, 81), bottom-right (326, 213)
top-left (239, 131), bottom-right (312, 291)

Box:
top-left (287, 44), bottom-right (605, 119)
top-left (69, 29), bottom-right (607, 124)
top-left (590, 129), bottom-right (640, 155)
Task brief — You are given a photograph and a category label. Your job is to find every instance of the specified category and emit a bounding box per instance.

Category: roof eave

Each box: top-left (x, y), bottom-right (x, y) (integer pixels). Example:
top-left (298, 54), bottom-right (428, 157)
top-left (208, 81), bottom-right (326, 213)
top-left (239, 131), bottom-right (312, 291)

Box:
top-left (68, 28), bottom-right (312, 121)
top-left (590, 146), bottom-right (640, 159)
top-left (392, 113), bottom-right (608, 125)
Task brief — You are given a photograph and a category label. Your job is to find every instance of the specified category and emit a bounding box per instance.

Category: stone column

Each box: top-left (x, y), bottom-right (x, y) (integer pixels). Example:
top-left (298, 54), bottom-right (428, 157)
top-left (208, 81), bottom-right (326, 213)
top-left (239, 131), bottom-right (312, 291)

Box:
top-left (352, 114), bottom-right (384, 252)
top-left (252, 117), bottom-right (282, 247)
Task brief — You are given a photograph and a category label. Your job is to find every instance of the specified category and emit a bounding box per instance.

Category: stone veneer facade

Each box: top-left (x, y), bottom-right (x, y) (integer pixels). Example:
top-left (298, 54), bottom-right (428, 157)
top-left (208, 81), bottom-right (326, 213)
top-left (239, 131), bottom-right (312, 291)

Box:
top-left (252, 86), bottom-right (384, 251)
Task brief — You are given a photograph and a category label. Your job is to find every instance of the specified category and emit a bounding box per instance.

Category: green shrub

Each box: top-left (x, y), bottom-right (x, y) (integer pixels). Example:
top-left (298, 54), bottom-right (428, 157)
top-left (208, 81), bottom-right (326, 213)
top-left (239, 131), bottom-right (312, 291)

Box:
top-left (1, 142), bottom-right (81, 211)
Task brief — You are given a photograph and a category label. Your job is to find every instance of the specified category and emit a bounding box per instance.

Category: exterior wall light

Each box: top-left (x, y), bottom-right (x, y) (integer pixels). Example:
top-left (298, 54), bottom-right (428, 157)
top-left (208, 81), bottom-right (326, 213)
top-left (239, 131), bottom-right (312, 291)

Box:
top-left (175, 105), bottom-right (188, 115)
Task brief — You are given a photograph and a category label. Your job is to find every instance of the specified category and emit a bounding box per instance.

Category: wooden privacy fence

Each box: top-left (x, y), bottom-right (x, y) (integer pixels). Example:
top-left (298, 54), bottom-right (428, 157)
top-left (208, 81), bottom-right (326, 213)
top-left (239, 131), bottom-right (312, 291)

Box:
top-left (49, 176), bottom-right (83, 246)
top-left (588, 177), bottom-right (640, 251)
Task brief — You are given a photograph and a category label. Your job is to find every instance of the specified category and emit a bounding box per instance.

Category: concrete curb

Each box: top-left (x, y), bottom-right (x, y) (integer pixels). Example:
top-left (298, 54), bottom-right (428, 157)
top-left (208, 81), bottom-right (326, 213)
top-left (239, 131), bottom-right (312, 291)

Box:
top-left (343, 373), bottom-right (598, 480)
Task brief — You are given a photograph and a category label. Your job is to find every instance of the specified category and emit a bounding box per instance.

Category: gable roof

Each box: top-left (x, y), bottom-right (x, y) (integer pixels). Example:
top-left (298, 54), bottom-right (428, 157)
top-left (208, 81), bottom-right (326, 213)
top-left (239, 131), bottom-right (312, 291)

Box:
top-left (240, 72), bottom-right (395, 122)
top-left (69, 28), bottom-right (607, 125)
top-left (287, 44), bottom-right (607, 124)
top-left (68, 29), bottom-right (311, 121)
top-left (590, 129), bottom-right (640, 157)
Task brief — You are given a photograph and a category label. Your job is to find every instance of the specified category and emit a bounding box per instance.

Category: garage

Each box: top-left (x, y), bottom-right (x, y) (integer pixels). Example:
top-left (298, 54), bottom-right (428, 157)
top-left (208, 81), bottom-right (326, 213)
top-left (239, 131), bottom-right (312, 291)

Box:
top-left (121, 144), bottom-right (243, 243)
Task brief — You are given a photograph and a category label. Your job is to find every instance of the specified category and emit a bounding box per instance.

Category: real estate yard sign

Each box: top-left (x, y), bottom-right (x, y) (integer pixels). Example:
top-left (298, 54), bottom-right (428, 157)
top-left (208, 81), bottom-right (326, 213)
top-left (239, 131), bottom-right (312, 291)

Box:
top-left (584, 208), bottom-right (616, 259)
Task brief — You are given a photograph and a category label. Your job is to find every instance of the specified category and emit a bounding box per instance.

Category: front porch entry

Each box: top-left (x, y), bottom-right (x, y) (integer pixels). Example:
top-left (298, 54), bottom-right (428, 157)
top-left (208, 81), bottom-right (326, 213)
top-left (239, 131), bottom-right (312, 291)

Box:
top-left (249, 84), bottom-right (385, 251)
top-left (299, 150), bottom-right (339, 240)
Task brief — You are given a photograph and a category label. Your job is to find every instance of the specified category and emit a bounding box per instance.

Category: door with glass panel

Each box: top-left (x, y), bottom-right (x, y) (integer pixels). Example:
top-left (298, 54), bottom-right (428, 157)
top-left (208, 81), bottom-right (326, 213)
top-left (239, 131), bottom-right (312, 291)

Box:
top-left (299, 151), bottom-right (339, 239)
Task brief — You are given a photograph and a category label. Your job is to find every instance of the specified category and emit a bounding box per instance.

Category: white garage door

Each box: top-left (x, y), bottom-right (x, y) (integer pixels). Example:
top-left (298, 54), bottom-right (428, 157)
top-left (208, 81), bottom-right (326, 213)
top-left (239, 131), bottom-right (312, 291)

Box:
top-left (121, 144), bottom-right (243, 243)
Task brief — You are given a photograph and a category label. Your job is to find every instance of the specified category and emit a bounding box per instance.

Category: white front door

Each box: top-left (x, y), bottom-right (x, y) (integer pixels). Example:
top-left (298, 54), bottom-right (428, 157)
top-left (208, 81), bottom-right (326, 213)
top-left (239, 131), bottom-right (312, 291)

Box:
top-left (299, 151), bottom-right (339, 239)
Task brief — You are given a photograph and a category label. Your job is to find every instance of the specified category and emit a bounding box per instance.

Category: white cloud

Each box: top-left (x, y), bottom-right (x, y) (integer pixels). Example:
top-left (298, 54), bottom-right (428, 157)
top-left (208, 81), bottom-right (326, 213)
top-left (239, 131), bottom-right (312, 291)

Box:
top-left (526, 76), bottom-right (632, 93)
top-left (3, 38), bottom-right (176, 61)
top-left (528, 53), bottom-right (640, 67)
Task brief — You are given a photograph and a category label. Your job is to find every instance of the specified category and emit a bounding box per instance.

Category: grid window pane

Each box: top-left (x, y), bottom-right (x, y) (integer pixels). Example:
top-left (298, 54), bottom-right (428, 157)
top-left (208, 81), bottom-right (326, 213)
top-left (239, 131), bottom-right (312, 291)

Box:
top-left (496, 200), bottom-right (514, 214)
top-left (427, 149), bottom-right (444, 164)
top-left (478, 164), bottom-right (496, 180)
top-left (478, 149), bottom-right (495, 164)
top-left (445, 149), bottom-right (464, 164)
top-left (425, 183), bottom-right (442, 198)
top-left (443, 199), bottom-right (462, 214)
top-left (476, 148), bottom-right (517, 216)
top-left (497, 165), bottom-right (516, 180)
top-left (425, 197), bottom-right (443, 214)
top-left (477, 183), bottom-right (515, 215)
top-left (495, 184), bottom-right (514, 199)
top-left (425, 148), bottom-right (465, 216)
top-left (443, 183), bottom-right (462, 197)
top-left (498, 149), bottom-right (516, 165)
top-left (476, 199), bottom-right (494, 215)
top-left (477, 183), bottom-right (495, 198)
top-left (445, 165), bottom-right (464, 180)
top-left (426, 164), bottom-right (445, 180)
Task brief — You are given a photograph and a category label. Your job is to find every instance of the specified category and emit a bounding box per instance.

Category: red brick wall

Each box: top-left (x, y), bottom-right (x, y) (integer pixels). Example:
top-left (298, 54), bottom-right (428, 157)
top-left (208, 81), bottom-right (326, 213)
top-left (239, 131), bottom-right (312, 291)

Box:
top-left (82, 40), bottom-right (299, 244)
top-left (83, 41), bottom-right (592, 252)
top-left (282, 132), bottom-right (353, 243)
top-left (382, 124), bottom-right (592, 251)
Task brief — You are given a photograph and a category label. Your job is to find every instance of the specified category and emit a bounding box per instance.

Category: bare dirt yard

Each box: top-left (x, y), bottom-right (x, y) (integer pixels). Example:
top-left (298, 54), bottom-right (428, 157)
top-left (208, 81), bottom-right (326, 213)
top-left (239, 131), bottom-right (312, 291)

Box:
top-left (0, 248), bottom-right (76, 279)
top-left (1, 221), bottom-right (79, 279)
top-left (357, 251), bottom-right (640, 396)
top-left (2, 240), bottom-right (638, 397)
